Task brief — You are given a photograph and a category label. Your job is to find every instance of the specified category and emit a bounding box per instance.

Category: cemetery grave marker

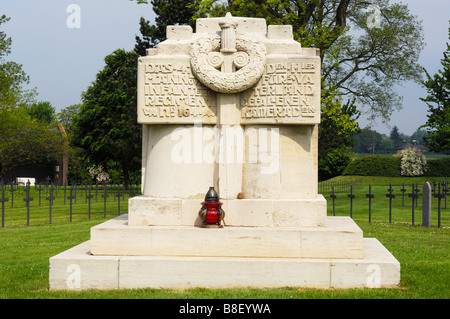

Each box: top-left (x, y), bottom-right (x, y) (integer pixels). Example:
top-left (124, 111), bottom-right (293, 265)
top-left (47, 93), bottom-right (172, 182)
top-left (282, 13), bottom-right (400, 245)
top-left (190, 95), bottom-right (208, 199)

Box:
top-left (422, 182), bottom-right (432, 227)
top-left (1, 186), bottom-right (8, 228)
top-left (366, 185), bottom-right (375, 223)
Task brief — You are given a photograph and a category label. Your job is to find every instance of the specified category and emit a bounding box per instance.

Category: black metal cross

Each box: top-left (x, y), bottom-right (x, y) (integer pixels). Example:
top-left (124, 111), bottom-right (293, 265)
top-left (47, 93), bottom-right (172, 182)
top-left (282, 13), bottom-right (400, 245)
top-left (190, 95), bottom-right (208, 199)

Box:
top-left (9, 182), bottom-right (16, 208)
top-left (330, 186), bottom-right (337, 216)
top-left (400, 183), bottom-right (406, 207)
top-left (129, 184), bottom-right (136, 198)
top-left (414, 183), bottom-right (420, 208)
top-left (46, 184), bottom-right (56, 224)
top-left (36, 183), bottom-right (43, 206)
top-left (433, 182), bottom-right (445, 228)
top-left (23, 180), bottom-right (34, 226)
top-left (61, 181), bottom-right (68, 205)
top-left (442, 179), bottom-right (448, 209)
top-left (366, 185), bottom-right (375, 223)
top-left (84, 184), bottom-right (88, 203)
top-left (73, 184), bottom-right (78, 204)
top-left (101, 182), bottom-right (109, 218)
top-left (1, 186), bottom-right (9, 228)
top-left (67, 186), bottom-right (76, 222)
top-left (347, 186), bottom-right (355, 219)
top-left (115, 184), bottom-right (122, 216)
top-left (86, 184), bottom-right (94, 219)
top-left (408, 183), bottom-right (419, 226)
top-left (95, 182), bottom-right (99, 202)
top-left (386, 184), bottom-right (395, 224)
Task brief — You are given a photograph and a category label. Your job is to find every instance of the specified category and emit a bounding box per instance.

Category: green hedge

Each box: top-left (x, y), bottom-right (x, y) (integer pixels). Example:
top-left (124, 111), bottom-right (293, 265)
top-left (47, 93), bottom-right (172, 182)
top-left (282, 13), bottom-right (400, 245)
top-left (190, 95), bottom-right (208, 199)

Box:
top-left (343, 155), bottom-right (450, 177)
top-left (424, 157), bottom-right (450, 177)
top-left (343, 156), bottom-right (401, 177)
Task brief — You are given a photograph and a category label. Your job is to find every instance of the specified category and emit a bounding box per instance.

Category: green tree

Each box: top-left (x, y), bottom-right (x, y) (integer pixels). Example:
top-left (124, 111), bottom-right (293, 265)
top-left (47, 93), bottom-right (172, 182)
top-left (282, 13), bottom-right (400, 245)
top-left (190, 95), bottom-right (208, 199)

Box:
top-left (318, 95), bottom-right (360, 179)
top-left (410, 128), bottom-right (427, 145)
top-left (420, 23), bottom-right (450, 153)
top-left (56, 104), bottom-right (81, 133)
top-left (0, 15), bottom-right (36, 109)
top-left (71, 49), bottom-right (141, 185)
top-left (134, 0), bottom-right (196, 55)
top-left (389, 125), bottom-right (401, 150)
top-left (24, 101), bottom-right (55, 125)
top-left (0, 107), bottom-right (66, 176)
top-left (355, 127), bottom-right (377, 154)
top-left (192, 0), bottom-right (424, 123)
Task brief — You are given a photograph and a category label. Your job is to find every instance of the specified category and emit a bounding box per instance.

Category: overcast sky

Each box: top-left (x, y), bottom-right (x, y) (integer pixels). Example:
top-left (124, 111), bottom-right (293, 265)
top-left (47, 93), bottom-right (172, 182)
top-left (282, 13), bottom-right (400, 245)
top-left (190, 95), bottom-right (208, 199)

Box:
top-left (1, 0), bottom-right (449, 136)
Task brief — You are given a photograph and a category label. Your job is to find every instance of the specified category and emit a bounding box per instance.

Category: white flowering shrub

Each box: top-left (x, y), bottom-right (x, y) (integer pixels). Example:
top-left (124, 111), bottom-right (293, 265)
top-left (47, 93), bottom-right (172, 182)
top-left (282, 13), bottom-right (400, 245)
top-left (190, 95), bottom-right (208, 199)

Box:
top-left (88, 165), bottom-right (110, 182)
top-left (394, 147), bottom-right (427, 176)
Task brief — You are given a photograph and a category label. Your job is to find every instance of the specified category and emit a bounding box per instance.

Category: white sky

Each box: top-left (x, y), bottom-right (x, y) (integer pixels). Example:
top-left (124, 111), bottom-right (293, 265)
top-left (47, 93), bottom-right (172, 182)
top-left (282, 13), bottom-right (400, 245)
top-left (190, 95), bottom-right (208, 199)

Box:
top-left (1, 0), bottom-right (449, 136)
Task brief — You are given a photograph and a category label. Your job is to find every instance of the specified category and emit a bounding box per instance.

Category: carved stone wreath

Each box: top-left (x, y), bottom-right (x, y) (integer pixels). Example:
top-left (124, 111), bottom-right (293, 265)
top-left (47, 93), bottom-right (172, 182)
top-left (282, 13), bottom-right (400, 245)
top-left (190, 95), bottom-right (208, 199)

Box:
top-left (190, 33), bottom-right (267, 94)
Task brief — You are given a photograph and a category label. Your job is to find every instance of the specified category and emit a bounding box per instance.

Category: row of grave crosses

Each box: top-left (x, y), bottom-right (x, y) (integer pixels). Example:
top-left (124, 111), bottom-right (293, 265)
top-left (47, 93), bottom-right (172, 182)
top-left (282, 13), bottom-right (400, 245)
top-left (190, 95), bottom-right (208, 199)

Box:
top-left (1, 180), bottom-right (447, 228)
top-left (328, 182), bottom-right (447, 227)
top-left (0, 180), bottom-right (139, 227)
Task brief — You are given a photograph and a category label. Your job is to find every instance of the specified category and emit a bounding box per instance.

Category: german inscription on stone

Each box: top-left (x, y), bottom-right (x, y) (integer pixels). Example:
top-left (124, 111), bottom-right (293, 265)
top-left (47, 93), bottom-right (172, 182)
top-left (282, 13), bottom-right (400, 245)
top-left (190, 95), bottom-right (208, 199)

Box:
top-left (240, 57), bottom-right (320, 124)
top-left (138, 58), bottom-right (217, 124)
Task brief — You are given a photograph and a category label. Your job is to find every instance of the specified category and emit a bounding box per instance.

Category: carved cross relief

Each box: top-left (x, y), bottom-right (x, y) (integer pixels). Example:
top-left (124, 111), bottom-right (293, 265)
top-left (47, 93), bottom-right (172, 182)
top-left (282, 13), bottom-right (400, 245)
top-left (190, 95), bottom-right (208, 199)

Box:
top-left (190, 13), bottom-right (266, 94)
top-left (207, 13), bottom-right (250, 74)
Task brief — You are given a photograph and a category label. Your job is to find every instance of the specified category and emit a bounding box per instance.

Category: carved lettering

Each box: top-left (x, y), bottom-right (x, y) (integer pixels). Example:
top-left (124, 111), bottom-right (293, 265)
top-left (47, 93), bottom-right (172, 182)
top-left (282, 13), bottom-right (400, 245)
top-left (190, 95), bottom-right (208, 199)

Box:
top-left (142, 62), bottom-right (217, 120)
top-left (240, 61), bottom-right (319, 122)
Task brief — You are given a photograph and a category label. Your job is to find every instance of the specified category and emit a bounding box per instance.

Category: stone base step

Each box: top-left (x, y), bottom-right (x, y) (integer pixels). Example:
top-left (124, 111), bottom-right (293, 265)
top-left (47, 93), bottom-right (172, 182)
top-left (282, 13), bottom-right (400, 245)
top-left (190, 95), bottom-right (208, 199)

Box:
top-left (128, 196), bottom-right (327, 227)
top-left (49, 238), bottom-right (400, 290)
top-left (90, 215), bottom-right (363, 259)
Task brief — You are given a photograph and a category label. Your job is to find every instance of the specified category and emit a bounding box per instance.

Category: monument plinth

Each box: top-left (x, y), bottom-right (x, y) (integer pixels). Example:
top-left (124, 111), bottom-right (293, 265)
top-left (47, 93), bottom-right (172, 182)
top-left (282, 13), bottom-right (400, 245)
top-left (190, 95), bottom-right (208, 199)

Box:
top-left (49, 14), bottom-right (400, 290)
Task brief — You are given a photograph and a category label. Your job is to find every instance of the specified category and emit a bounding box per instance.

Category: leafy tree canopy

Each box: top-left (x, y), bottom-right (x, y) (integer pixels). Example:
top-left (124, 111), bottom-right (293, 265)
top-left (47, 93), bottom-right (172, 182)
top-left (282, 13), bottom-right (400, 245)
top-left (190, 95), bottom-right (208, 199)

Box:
top-left (0, 15), bottom-right (36, 109)
top-left (190, 0), bottom-right (425, 123)
top-left (134, 0), bottom-right (196, 55)
top-left (71, 49), bottom-right (141, 184)
top-left (56, 104), bottom-right (81, 134)
top-left (420, 22), bottom-right (450, 153)
top-left (24, 101), bottom-right (56, 125)
top-left (0, 107), bottom-right (66, 176)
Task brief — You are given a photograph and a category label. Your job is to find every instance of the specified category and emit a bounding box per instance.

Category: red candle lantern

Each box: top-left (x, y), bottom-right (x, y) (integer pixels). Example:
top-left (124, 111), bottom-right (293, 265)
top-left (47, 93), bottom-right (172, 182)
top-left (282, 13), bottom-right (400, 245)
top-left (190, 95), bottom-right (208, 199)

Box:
top-left (198, 187), bottom-right (225, 228)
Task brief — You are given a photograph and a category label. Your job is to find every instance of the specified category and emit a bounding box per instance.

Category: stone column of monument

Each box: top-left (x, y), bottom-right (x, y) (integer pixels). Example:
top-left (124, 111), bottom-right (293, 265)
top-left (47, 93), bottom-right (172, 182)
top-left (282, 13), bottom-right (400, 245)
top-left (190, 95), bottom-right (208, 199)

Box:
top-left (49, 14), bottom-right (400, 290)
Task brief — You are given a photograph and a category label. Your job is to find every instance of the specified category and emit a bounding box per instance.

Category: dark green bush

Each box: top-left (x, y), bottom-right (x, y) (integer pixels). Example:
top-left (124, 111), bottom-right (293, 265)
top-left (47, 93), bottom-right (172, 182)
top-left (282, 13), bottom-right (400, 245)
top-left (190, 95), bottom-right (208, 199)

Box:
top-left (424, 157), bottom-right (450, 177)
top-left (343, 156), bottom-right (401, 177)
top-left (343, 155), bottom-right (450, 177)
top-left (319, 148), bottom-right (352, 181)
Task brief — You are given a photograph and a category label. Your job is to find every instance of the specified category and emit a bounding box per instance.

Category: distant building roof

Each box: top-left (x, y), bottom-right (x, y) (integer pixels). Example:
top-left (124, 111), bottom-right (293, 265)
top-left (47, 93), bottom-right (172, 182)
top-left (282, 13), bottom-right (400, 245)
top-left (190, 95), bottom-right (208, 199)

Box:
top-left (398, 143), bottom-right (428, 152)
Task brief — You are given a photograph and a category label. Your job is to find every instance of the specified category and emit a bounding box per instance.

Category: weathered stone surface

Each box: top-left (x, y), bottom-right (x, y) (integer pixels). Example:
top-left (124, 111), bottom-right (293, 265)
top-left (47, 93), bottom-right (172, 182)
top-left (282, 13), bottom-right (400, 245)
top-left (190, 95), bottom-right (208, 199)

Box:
top-left (91, 215), bottom-right (360, 258)
top-left (137, 16), bottom-right (320, 125)
top-left (49, 237), bottom-right (399, 290)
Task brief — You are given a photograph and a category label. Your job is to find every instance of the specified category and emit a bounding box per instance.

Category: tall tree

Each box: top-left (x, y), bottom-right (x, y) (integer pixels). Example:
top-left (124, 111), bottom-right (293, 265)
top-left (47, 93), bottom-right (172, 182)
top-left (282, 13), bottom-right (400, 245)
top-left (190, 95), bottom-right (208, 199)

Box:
top-left (134, 0), bottom-right (196, 55)
top-left (0, 15), bottom-right (36, 109)
top-left (389, 125), bottom-right (401, 150)
top-left (410, 128), bottom-right (427, 145)
top-left (56, 104), bottom-right (81, 133)
top-left (192, 0), bottom-right (424, 123)
top-left (0, 107), bottom-right (66, 176)
top-left (420, 23), bottom-right (450, 153)
top-left (25, 101), bottom-right (55, 125)
top-left (71, 49), bottom-right (141, 185)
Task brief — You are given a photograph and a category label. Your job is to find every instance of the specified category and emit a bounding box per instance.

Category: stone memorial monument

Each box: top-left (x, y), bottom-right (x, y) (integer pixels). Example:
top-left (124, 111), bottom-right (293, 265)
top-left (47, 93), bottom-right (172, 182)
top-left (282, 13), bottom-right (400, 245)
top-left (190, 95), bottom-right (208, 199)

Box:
top-left (49, 14), bottom-right (400, 290)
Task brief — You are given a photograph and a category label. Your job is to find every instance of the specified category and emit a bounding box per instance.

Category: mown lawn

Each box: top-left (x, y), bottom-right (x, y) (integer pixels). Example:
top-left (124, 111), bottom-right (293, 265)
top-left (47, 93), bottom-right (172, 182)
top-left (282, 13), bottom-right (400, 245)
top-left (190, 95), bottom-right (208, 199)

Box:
top-left (0, 177), bottom-right (448, 299)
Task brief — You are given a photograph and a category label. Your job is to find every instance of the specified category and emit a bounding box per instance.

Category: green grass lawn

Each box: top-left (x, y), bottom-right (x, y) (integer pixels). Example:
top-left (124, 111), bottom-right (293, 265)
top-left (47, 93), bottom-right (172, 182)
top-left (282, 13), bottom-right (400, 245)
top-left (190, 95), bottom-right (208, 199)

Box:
top-left (0, 178), bottom-right (448, 299)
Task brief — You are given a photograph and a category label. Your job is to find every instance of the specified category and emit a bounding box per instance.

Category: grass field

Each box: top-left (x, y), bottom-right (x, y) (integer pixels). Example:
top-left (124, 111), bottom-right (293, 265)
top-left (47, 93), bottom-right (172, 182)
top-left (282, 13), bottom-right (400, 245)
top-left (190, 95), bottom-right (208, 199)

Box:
top-left (0, 177), bottom-right (448, 299)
